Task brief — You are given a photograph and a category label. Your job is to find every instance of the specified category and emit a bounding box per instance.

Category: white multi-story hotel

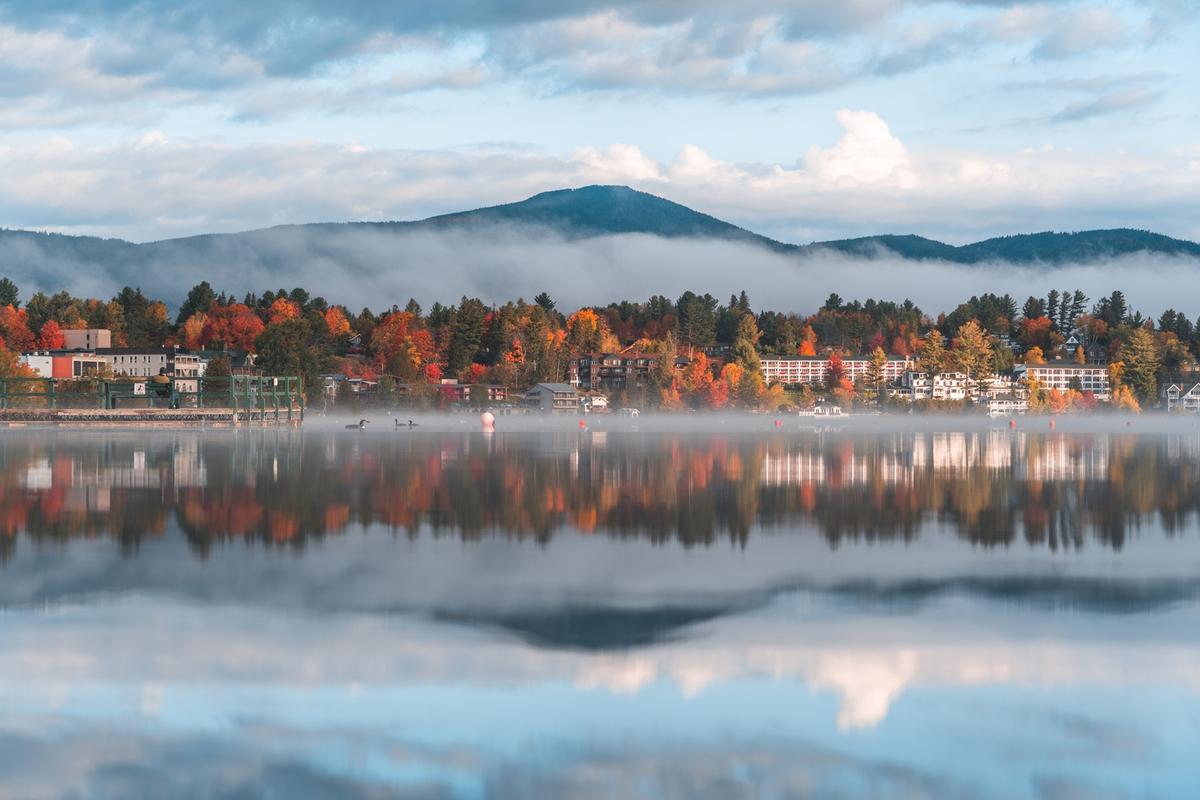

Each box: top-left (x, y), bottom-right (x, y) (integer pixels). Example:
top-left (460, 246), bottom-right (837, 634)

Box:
top-left (1013, 361), bottom-right (1110, 400)
top-left (760, 356), bottom-right (913, 386)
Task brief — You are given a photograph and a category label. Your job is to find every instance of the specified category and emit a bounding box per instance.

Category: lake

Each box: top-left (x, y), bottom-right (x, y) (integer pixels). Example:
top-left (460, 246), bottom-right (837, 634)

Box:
top-left (2, 417), bottom-right (1199, 799)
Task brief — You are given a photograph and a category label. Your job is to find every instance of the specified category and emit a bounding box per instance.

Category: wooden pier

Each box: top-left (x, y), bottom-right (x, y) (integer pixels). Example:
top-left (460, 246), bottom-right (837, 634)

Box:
top-left (0, 375), bottom-right (304, 427)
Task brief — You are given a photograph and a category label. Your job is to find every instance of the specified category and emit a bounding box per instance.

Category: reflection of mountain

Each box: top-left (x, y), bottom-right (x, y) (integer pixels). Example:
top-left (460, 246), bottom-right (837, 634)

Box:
top-left (436, 606), bottom-right (737, 651)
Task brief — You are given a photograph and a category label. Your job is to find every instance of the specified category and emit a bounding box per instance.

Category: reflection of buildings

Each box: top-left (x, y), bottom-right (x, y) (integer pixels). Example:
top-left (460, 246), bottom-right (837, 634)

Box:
top-left (1021, 435), bottom-right (1109, 481)
top-left (911, 432), bottom-right (1013, 472)
top-left (760, 452), bottom-right (825, 486)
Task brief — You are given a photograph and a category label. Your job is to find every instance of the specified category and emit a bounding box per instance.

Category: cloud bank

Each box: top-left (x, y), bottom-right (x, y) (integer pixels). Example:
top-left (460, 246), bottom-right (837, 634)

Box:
top-left (2, 107), bottom-right (1197, 245)
top-left (3, 222), bottom-right (1200, 318)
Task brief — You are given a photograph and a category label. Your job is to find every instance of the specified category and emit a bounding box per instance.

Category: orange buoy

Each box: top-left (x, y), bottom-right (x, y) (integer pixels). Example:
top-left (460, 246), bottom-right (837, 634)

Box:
top-left (1048, 419), bottom-right (1056, 430)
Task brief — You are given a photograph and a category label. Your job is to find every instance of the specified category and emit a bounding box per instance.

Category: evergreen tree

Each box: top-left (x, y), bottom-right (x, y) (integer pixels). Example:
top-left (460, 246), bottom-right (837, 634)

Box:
top-left (864, 346), bottom-right (888, 404)
top-left (919, 330), bottom-right (949, 375)
top-left (1121, 327), bottom-right (1160, 400)
top-left (0, 278), bottom-right (18, 308)
top-left (446, 297), bottom-right (487, 374)
top-left (953, 320), bottom-right (994, 390)
top-left (731, 314), bottom-right (761, 373)
top-left (176, 281), bottom-right (216, 325)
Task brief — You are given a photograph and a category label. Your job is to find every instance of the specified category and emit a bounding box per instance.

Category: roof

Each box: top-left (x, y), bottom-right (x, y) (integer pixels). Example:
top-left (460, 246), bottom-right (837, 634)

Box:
top-left (95, 347), bottom-right (193, 356)
top-left (762, 355), bottom-right (912, 363)
top-left (534, 383), bottom-right (576, 392)
top-left (1020, 360), bottom-right (1105, 370)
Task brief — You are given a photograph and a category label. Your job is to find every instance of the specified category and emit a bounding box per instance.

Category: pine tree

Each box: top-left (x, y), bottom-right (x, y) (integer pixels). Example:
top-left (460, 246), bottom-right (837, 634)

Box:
top-left (731, 313), bottom-right (761, 374)
top-left (1121, 327), bottom-right (1160, 400)
top-left (0, 278), bottom-right (19, 308)
top-left (919, 330), bottom-right (948, 375)
top-left (953, 320), bottom-right (994, 391)
top-left (864, 346), bottom-right (888, 404)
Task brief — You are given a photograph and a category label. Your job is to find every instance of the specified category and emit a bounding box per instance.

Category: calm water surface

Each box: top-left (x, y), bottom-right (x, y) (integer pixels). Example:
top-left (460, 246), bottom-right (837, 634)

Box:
top-left (2, 418), bottom-right (1199, 799)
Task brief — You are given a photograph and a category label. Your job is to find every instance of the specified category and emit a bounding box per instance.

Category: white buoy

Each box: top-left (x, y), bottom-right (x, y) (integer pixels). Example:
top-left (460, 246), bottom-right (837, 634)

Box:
top-left (480, 411), bottom-right (495, 431)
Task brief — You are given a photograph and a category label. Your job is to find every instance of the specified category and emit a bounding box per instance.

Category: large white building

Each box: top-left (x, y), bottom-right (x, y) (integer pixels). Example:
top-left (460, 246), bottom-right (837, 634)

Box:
top-left (96, 347), bottom-right (202, 393)
top-left (760, 356), bottom-right (913, 386)
top-left (1013, 361), bottom-right (1110, 400)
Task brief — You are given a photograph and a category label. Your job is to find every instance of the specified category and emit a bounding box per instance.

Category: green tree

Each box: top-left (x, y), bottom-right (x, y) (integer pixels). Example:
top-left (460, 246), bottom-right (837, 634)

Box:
top-left (731, 313), bottom-right (761, 373)
top-left (652, 330), bottom-right (678, 388)
top-left (953, 319), bottom-right (994, 390)
top-left (447, 297), bottom-right (487, 374)
top-left (919, 330), bottom-right (949, 375)
top-left (864, 346), bottom-right (888, 403)
top-left (1121, 327), bottom-right (1160, 400)
top-left (176, 281), bottom-right (216, 325)
top-left (255, 317), bottom-right (329, 399)
top-left (377, 374), bottom-right (398, 407)
top-left (0, 278), bottom-right (18, 308)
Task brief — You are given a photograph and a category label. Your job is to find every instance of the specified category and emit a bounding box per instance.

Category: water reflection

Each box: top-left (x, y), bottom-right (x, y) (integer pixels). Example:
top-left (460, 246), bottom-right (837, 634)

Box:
top-left (2, 429), bottom-right (1200, 558)
top-left (2, 429), bottom-right (1199, 798)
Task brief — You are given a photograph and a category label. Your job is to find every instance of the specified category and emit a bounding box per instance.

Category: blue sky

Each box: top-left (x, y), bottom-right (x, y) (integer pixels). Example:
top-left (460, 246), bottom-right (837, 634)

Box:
top-left (0, 0), bottom-right (1196, 242)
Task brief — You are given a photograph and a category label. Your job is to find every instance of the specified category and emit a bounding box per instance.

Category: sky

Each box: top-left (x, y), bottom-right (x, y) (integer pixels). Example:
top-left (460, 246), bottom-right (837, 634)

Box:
top-left (0, 0), bottom-right (1196, 244)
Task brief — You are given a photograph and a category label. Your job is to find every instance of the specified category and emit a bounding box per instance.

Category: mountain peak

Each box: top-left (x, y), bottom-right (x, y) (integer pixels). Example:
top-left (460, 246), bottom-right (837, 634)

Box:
top-left (421, 184), bottom-right (790, 249)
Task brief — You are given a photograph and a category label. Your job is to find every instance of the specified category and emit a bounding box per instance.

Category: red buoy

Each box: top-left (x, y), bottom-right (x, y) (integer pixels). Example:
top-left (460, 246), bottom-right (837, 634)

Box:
top-left (579, 419), bottom-right (587, 429)
top-left (1049, 419), bottom-right (1056, 430)
top-left (774, 419), bottom-right (783, 428)
top-left (1009, 419), bottom-right (1016, 429)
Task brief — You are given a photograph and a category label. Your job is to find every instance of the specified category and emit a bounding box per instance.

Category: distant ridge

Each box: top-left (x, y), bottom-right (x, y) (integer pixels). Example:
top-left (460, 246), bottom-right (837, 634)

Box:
top-left (1, 184), bottom-right (1198, 304)
top-left (811, 229), bottom-right (1200, 263)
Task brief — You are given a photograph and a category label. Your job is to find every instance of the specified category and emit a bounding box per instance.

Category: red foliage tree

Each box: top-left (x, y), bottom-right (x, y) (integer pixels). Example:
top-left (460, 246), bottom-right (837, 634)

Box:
top-left (202, 304), bottom-right (266, 352)
top-left (36, 320), bottom-right (66, 350)
top-left (0, 305), bottom-right (35, 352)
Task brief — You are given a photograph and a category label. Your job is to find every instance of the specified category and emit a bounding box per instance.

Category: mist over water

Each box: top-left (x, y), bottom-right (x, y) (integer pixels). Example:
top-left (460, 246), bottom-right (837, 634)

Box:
top-left (4, 224), bottom-right (1199, 314)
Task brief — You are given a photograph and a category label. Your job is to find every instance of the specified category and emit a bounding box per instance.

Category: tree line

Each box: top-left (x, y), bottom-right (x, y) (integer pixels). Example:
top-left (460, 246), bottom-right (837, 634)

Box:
top-left (0, 278), bottom-right (1191, 408)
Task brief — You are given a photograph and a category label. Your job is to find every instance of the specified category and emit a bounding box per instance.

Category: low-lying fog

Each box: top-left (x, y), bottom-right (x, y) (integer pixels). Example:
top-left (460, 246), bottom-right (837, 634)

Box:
top-left (308, 410), bottom-right (1196, 435)
top-left (5, 224), bottom-right (1199, 315)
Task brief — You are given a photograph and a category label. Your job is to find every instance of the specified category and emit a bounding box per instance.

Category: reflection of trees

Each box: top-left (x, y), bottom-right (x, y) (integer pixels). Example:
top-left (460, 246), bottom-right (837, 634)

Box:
top-left (1, 430), bottom-right (1199, 561)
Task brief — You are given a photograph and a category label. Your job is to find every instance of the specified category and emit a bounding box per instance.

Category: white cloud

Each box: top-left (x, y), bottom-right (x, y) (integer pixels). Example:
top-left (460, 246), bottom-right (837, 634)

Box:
top-left (0, 108), bottom-right (1195, 245)
top-left (803, 109), bottom-right (919, 188)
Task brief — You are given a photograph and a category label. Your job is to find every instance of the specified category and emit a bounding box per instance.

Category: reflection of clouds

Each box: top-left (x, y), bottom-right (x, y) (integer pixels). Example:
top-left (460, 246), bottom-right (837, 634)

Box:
top-left (811, 650), bottom-right (918, 730)
top-left (4, 597), bottom-right (1199, 734)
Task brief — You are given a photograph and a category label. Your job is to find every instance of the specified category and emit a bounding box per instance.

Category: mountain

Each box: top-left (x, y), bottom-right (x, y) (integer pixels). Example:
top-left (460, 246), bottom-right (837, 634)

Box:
top-left (809, 229), bottom-right (1200, 263)
top-left (1, 185), bottom-right (1197, 307)
top-left (415, 185), bottom-right (791, 250)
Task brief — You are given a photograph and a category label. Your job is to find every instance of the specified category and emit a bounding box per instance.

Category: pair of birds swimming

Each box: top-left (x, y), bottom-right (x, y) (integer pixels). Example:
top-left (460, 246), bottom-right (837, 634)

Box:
top-left (345, 419), bottom-right (419, 430)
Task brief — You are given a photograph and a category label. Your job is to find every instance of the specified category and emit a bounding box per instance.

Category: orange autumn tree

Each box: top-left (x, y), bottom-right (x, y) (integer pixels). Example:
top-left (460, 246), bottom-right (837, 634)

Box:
top-left (0, 305), bottom-right (35, 352)
top-left (202, 304), bottom-right (265, 352)
top-left (267, 297), bottom-right (301, 324)
top-left (325, 306), bottom-right (352, 338)
top-left (180, 313), bottom-right (208, 350)
top-left (370, 312), bottom-right (437, 379)
top-left (798, 325), bottom-right (817, 356)
top-left (36, 320), bottom-right (66, 350)
top-left (565, 309), bottom-right (619, 354)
